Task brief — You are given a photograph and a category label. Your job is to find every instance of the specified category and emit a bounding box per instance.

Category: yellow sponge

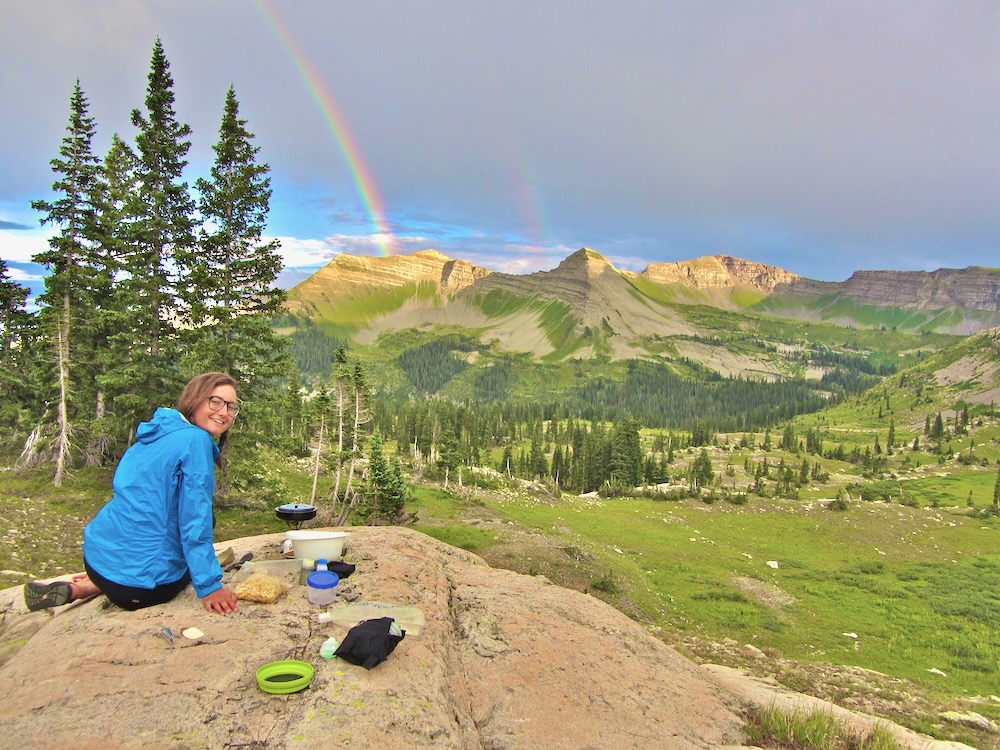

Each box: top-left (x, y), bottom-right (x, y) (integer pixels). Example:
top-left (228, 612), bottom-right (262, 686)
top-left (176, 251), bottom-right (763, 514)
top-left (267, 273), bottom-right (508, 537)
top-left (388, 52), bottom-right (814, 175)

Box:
top-left (235, 573), bottom-right (288, 604)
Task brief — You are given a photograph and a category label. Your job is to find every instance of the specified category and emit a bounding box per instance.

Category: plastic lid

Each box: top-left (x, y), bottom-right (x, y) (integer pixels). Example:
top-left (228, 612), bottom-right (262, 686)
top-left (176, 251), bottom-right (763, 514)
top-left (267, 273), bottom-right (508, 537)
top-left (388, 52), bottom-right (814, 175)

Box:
top-left (306, 570), bottom-right (339, 589)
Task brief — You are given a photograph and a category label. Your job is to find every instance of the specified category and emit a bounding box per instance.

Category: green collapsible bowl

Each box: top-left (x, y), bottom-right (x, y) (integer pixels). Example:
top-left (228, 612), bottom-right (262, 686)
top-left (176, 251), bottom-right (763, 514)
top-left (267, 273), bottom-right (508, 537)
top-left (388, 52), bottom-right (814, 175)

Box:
top-left (255, 660), bottom-right (314, 694)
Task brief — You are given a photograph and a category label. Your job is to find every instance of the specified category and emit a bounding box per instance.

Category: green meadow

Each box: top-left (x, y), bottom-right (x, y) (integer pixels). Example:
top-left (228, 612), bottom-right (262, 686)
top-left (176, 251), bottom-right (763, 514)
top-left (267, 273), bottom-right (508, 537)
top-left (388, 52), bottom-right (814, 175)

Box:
top-left (415, 488), bottom-right (1000, 701)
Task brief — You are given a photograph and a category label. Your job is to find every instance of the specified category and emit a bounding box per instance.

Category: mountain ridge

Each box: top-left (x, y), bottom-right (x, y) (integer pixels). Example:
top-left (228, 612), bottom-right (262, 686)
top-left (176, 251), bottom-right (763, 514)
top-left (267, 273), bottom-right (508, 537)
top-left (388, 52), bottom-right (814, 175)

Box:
top-left (283, 248), bottom-right (1000, 366)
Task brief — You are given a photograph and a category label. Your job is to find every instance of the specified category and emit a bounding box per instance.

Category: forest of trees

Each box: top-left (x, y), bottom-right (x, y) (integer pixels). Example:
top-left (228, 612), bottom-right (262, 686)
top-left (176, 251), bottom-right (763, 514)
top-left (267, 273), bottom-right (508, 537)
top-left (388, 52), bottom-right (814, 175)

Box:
top-left (0, 40), bottom-right (289, 478)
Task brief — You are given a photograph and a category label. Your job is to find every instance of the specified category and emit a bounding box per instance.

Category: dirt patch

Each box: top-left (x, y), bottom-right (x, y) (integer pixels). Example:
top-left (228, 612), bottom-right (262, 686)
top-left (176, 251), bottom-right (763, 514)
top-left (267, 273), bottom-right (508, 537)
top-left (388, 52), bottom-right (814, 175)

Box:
top-left (457, 506), bottom-right (600, 598)
top-left (731, 576), bottom-right (796, 609)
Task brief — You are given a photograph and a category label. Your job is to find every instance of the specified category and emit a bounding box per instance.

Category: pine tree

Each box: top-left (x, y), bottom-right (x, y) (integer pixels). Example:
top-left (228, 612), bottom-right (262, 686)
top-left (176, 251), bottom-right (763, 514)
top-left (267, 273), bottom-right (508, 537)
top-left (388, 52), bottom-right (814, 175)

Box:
top-left (0, 260), bottom-right (31, 360)
top-left (0, 261), bottom-right (34, 429)
top-left (328, 347), bottom-right (351, 503)
top-left (690, 448), bottom-right (714, 491)
top-left (528, 432), bottom-right (547, 479)
top-left (186, 86), bottom-right (287, 392)
top-left (27, 81), bottom-right (102, 484)
top-left (93, 134), bottom-right (151, 440)
top-left (332, 363), bottom-right (373, 526)
top-left (359, 428), bottom-right (390, 524)
top-left (126, 38), bottom-right (196, 411)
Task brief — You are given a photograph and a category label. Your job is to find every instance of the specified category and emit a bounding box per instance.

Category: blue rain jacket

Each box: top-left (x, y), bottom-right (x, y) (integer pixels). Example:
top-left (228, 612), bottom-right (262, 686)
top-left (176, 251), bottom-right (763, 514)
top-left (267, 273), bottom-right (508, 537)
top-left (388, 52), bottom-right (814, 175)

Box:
top-left (83, 408), bottom-right (223, 598)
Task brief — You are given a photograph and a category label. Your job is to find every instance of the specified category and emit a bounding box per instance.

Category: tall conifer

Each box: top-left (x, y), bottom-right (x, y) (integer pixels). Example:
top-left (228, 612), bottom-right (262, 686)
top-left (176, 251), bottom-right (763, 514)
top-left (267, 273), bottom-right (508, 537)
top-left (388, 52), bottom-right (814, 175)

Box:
top-left (187, 86), bottom-right (287, 391)
top-left (126, 38), bottom-right (195, 410)
top-left (27, 81), bottom-right (101, 483)
top-left (90, 134), bottom-right (144, 449)
top-left (0, 261), bottom-right (34, 429)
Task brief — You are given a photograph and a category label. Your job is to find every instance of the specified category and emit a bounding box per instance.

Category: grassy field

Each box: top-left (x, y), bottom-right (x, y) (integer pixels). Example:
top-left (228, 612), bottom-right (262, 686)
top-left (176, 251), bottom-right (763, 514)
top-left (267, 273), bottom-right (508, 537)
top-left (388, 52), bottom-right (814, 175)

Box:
top-left (473, 492), bottom-right (1000, 693)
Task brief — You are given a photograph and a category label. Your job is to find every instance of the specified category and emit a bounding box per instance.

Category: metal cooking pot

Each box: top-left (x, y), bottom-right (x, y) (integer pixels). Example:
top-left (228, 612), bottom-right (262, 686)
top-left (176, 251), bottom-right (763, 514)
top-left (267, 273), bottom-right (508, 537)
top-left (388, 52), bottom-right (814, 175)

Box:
top-left (275, 503), bottom-right (318, 524)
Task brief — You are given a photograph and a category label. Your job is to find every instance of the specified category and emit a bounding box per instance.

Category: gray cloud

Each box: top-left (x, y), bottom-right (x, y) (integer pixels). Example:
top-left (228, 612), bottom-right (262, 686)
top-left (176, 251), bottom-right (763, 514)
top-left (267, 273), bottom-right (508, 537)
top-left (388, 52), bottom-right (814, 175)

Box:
top-left (2, 0), bottom-right (999, 282)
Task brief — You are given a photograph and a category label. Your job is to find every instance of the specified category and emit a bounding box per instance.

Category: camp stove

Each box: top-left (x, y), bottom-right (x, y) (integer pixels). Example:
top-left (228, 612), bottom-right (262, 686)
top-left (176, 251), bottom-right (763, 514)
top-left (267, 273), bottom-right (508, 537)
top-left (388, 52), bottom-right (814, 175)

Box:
top-left (274, 503), bottom-right (317, 530)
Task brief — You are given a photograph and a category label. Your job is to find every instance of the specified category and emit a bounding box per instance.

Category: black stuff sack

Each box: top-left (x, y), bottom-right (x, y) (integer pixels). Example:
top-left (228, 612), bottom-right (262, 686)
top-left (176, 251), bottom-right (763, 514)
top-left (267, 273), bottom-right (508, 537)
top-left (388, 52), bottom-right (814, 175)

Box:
top-left (334, 617), bottom-right (405, 669)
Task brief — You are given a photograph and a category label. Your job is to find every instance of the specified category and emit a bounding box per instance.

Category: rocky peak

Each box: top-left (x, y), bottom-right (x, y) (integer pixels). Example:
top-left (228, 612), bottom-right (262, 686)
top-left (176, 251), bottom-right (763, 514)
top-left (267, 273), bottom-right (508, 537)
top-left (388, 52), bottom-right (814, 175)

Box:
top-left (555, 247), bottom-right (615, 278)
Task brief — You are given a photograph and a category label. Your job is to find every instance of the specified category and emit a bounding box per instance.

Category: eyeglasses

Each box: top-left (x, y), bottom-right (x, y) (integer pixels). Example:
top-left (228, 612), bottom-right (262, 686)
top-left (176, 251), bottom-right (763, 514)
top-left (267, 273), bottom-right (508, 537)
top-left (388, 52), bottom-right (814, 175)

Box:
top-left (206, 395), bottom-right (240, 416)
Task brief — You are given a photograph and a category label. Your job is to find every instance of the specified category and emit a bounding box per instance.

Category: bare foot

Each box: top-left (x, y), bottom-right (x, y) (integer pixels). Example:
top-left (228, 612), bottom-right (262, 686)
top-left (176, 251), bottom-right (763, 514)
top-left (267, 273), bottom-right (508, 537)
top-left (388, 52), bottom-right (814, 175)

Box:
top-left (70, 575), bottom-right (101, 601)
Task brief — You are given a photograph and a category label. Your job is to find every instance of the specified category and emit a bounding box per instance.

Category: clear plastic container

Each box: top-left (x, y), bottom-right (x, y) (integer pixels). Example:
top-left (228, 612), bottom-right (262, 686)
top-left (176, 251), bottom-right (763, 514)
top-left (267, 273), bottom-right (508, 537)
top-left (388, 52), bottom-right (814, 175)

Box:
top-left (306, 570), bottom-right (339, 605)
top-left (318, 601), bottom-right (425, 635)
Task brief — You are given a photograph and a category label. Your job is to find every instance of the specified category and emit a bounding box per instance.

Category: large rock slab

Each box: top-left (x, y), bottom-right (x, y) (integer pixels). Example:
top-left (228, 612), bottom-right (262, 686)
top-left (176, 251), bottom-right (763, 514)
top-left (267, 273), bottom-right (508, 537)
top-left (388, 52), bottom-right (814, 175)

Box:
top-left (0, 527), bottom-right (745, 750)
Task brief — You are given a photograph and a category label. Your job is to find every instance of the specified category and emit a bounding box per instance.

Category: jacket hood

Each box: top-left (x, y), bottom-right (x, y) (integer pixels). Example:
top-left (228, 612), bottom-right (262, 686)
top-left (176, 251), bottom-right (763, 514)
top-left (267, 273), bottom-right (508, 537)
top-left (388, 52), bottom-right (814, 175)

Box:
top-left (135, 407), bottom-right (201, 445)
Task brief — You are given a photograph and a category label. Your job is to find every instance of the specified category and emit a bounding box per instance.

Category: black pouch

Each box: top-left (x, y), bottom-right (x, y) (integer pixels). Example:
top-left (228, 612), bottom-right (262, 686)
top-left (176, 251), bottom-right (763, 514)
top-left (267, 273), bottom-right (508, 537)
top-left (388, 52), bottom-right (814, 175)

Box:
top-left (334, 617), bottom-right (405, 669)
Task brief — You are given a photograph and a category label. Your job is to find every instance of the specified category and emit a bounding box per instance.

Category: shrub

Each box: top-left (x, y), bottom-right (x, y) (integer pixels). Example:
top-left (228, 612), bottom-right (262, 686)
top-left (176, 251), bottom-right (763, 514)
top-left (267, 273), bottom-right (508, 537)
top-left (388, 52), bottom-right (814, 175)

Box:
top-left (743, 703), bottom-right (903, 750)
top-left (590, 570), bottom-right (618, 594)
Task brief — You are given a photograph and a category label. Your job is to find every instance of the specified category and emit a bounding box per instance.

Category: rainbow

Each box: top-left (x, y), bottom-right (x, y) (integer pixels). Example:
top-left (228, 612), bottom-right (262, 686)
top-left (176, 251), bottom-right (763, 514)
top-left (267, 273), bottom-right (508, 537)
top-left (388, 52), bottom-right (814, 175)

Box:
top-left (253, 0), bottom-right (394, 256)
top-left (511, 160), bottom-right (549, 249)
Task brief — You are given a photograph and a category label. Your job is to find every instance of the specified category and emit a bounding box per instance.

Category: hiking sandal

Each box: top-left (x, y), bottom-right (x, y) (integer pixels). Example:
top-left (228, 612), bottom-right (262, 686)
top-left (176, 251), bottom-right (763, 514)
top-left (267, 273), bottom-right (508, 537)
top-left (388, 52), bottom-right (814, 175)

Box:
top-left (23, 581), bottom-right (73, 611)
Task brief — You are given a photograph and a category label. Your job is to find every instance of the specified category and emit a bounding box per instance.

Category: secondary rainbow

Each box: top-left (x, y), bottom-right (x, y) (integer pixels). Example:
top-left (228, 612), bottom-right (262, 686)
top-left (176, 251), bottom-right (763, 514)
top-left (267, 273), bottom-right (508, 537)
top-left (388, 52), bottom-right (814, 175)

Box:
top-left (254, 0), bottom-right (394, 256)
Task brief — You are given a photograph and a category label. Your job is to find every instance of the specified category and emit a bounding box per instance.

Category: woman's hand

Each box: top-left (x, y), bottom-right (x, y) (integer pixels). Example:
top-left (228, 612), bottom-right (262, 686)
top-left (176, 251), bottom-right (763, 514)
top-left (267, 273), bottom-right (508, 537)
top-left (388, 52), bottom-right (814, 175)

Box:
top-left (202, 587), bottom-right (238, 615)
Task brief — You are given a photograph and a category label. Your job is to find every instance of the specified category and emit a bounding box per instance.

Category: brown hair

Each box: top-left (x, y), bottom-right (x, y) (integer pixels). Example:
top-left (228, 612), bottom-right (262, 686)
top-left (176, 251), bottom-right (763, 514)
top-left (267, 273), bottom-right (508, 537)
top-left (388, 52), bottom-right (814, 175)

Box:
top-left (176, 372), bottom-right (239, 457)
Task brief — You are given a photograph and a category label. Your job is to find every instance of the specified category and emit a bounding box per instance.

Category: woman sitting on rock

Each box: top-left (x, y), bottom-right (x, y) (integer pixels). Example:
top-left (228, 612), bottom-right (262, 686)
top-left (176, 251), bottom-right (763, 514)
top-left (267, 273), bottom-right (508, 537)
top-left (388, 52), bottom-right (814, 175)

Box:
top-left (24, 372), bottom-right (240, 616)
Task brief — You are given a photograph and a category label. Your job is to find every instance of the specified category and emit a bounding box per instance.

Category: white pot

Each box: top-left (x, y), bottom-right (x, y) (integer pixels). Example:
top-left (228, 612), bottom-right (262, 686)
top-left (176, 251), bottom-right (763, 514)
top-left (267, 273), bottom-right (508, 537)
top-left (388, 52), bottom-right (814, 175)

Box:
top-left (284, 530), bottom-right (349, 561)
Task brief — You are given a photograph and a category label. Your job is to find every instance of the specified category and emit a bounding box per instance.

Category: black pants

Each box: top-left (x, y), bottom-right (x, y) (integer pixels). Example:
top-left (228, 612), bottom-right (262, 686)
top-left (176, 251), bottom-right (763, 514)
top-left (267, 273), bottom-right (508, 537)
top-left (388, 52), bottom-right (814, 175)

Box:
top-left (84, 557), bottom-right (191, 611)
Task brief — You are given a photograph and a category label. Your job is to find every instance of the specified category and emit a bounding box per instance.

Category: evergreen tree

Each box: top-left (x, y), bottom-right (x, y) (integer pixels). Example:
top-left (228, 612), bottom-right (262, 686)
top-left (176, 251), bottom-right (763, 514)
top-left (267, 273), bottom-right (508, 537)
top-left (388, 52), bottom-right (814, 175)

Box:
top-left (780, 423), bottom-right (796, 452)
top-left (386, 455), bottom-right (410, 521)
top-left (93, 134), bottom-right (150, 441)
top-left (931, 412), bottom-right (945, 442)
top-left (186, 86), bottom-right (287, 392)
top-left (0, 260), bottom-right (30, 361)
top-left (0, 261), bottom-right (34, 429)
top-left (124, 38), bottom-right (196, 411)
top-left (609, 416), bottom-right (642, 487)
top-left (332, 362), bottom-right (373, 525)
top-left (356, 428), bottom-right (395, 524)
top-left (500, 444), bottom-right (514, 476)
top-left (551, 444), bottom-right (564, 485)
top-left (528, 432), bottom-right (547, 478)
top-left (27, 80), bottom-right (102, 483)
top-left (689, 448), bottom-right (714, 491)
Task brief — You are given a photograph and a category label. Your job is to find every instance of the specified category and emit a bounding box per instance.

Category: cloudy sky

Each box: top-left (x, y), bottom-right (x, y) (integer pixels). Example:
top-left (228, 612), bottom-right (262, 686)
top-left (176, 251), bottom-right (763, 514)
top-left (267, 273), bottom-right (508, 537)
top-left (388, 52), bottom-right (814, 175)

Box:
top-left (3, 0), bottom-right (1000, 301)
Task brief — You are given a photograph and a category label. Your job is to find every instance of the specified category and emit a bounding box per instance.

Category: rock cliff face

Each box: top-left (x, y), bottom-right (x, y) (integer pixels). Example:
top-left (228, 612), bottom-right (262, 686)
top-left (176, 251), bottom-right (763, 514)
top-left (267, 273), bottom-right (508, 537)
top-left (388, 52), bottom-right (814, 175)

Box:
top-left (639, 254), bottom-right (801, 291)
top-left (441, 258), bottom-right (492, 293)
top-left (833, 267), bottom-right (1000, 311)
top-left (286, 249), bottom-right (492, 314)
top-left (0, 527), bottom-right (745, 750)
